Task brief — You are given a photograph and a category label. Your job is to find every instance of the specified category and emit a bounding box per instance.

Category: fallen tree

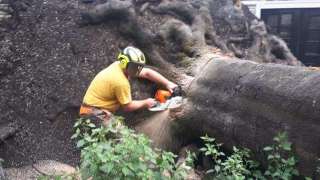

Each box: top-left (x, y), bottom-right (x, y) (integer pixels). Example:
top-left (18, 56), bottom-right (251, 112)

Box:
top-left (0, 0), bottom-right (318, 178)
top-left (177, 56), bottom-right (320, 176)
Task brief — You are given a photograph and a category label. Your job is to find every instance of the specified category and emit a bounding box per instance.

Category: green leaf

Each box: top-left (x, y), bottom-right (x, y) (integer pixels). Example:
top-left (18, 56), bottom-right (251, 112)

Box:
top-left (77, 139), bottom-right (85, 148)
top-left (214, 165), bottom-right (221, 172)
top-left (292, 169), bottom-right (299, 176)
top-left (287, 157), bottom-right (296, 166)
top-left (54, 176), bottom-right (62, 180)
top-left (99, 164), bottom-right (113, 173)
top-left (199, 147), bottom-right (207, 152)
top-left (265, 170), bottom-right (271, 176)
top-left (267, 155), bottom-right (274, 160)
top-left (71, 133), bottom-right (78, 139)
top-left (206, 169), bottom-right (214, 174)
top-left (88, 123), bottom-right (96, 128)
top-left (282, 142), bottom-right (292, 151)
top-left (122, 167), bottom-right (130, 176)
top-left (263, 146), bottom-right (273, 151)
top-left (73, 120), bottom-right (81, 128)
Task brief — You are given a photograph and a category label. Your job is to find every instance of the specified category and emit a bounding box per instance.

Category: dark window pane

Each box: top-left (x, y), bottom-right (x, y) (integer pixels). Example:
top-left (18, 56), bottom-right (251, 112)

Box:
top-left (304, 43), bottom-right (320, 56)
top-left (267, 15), bottom-right (278, 27)
top-left (279, 27), bottom-right (291, 38)
top-left (309, 16), bottom-right (320, 30)
top-left (281, 14), bottom-right (292, 26)
top-left (307, 31), bottom-right (320, 41)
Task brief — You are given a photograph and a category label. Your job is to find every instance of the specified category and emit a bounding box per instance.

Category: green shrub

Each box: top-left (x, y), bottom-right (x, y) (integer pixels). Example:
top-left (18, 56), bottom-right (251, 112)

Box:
top-left (72, 117), bottom-right (193, 180)
top-left (263, 132), bottom-right (299, 180)
top-left (200, 132), bottom-right (301, 180)
top-left (38, 174), bottom-right (76, 180)
top-left (200, 135), bottom-right (263, 180)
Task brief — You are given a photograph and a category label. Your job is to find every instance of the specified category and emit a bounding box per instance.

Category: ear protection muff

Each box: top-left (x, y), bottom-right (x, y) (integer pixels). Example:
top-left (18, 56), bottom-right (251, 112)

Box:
top-left (118, 53), bottom-right (130, 69)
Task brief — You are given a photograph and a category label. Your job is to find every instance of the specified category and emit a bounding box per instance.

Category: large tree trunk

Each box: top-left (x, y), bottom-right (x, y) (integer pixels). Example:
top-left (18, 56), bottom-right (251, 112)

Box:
top-left (133, 49), bottom-right (320, 177)
top-left (184, 56), bottom-right (320, 176)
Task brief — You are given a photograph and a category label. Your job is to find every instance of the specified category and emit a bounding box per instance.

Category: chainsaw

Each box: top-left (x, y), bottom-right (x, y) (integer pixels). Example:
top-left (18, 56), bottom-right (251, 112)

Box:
top-left (149, 86), bottom-right (183, 111)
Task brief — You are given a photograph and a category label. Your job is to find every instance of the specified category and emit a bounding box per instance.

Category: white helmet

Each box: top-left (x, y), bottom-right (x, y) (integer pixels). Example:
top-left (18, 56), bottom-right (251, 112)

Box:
top-left (118, 46), bottom-right (146, 69)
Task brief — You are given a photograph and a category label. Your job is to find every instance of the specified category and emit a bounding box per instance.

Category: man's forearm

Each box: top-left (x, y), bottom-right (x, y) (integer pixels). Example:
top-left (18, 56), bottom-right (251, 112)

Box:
top-left (121, 100), bottom-right (147, 112)
top-left (139, 68), bottom-right (172, 87)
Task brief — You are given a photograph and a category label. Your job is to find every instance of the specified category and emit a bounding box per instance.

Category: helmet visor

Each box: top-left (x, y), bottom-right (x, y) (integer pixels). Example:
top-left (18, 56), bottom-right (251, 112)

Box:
top-left (127, 62), bottom-right (144, 77)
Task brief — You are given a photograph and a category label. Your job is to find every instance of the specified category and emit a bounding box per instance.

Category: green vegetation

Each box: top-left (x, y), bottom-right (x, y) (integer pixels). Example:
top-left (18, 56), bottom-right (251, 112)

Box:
top-left (200, 132), bottom-right (301, 180)
top-left (38, 174), bottom-right (76, 180)
top-left (263, 132), bottom-right (299, 179)
top-left (200, 135), bottom-right (262, 180)
top-left (71, 117), bottom-right (193, 180)
top-left (38, 118), bottom-right (315, 180)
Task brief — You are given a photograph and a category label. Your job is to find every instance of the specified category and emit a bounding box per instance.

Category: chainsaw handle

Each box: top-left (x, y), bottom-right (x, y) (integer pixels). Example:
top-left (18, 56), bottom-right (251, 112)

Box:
top-left (151, 101), bottom-right (160, 108)
top-left (172, 86), bottom-right (182, 97)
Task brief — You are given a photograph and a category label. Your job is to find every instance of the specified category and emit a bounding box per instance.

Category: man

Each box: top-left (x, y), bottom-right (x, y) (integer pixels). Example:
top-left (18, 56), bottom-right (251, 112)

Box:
top-left (79, 46), bottom-right (177, 125)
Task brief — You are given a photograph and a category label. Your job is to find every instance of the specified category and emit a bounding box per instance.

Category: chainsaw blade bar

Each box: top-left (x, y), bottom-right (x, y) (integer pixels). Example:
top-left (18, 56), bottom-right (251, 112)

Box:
top-left (148, 96), bottom-right (183, 111)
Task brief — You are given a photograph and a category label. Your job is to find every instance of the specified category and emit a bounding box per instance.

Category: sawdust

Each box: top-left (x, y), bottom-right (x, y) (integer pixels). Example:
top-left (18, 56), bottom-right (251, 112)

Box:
top-left (134, 110), bottom-right (173, 149)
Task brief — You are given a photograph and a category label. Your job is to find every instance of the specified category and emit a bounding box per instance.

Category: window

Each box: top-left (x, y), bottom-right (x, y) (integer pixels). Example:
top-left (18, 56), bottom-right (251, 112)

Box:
top-left (309, 16), bottom-right (320, 30)
top-left (281, 14), bottom-right (292, 26)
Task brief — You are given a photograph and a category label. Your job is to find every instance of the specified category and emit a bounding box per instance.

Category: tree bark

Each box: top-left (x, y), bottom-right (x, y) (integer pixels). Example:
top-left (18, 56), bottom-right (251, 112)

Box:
top-left (181, 57), bottom-right (320, 176)
top-left (132, 48), bottom-right (320, 176)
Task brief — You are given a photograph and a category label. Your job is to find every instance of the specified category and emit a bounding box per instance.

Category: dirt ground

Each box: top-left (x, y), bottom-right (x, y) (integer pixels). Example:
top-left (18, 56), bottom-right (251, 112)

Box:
top-left (0, 0), bottom-right (133, 167)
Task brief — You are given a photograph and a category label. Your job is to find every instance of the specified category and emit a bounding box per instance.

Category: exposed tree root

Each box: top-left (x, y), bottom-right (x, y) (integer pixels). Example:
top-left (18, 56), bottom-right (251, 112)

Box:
top-left (80, 0), bottom-right (302, 73)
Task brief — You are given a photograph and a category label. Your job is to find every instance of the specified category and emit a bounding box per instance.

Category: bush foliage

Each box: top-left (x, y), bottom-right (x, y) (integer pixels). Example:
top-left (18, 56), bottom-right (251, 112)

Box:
top-left (71, 117), bottom-right (193, 180)
top-left (200, 132), bottom-right (303, 180)
top-left (40, 117), bottom-right (315, 180)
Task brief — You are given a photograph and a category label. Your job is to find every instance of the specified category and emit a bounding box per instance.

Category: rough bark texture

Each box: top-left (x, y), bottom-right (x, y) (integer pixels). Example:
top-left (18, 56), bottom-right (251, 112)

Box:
top-left (0, 0), bottom-right (318, 178)
top-left (181, 57), bottom-right (320, 177)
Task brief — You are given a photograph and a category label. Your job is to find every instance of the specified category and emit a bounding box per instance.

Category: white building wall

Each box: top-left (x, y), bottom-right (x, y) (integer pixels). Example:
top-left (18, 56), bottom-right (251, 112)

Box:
top-left (242, 0), bottom-right (320, 18)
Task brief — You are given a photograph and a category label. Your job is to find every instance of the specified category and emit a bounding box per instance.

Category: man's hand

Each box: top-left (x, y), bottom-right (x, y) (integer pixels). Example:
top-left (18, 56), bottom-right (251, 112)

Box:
top-left (166, 81), bottom-right (178, 93)
top-left (144, 98), bottom-right (157, 108)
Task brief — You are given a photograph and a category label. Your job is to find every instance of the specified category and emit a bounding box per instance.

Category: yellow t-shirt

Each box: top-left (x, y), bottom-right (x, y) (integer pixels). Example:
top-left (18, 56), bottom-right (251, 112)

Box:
top-left (83, 61), bottom-right (132, 112)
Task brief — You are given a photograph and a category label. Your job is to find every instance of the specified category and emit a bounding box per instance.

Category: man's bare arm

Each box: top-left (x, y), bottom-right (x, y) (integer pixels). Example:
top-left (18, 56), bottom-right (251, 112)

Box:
top-left (139, 68), bottom-right (177, 92)
top-left (121, 98), bottom-right (156, 112)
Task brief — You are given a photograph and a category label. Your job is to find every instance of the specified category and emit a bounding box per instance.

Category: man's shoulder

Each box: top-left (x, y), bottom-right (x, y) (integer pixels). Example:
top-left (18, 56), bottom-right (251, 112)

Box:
top-left (113, 77), bottom-right (130, 88)
top-left (107, 62), bottom-right (129, 87)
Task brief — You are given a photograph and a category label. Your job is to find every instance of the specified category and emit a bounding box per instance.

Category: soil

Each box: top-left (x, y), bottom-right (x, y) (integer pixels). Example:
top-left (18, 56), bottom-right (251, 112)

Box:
top-left (0, 0), bottom-right (131, 167)
top-left (0, 0), bottom-right (171, 168)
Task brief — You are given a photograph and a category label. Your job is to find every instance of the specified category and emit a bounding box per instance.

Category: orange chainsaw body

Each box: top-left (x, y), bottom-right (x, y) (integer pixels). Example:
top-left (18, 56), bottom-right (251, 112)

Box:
top-left (155, 90), bottom-right (172, 103)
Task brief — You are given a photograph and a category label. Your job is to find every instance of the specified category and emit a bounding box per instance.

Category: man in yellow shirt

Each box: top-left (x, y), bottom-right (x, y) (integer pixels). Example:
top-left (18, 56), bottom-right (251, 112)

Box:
top-left (80, 46), bottom-right (177, 125)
